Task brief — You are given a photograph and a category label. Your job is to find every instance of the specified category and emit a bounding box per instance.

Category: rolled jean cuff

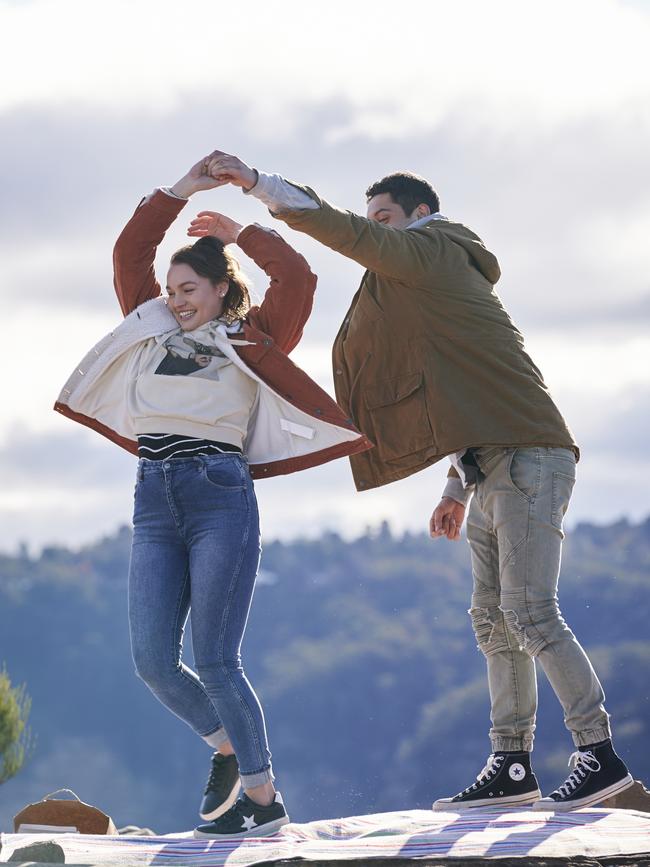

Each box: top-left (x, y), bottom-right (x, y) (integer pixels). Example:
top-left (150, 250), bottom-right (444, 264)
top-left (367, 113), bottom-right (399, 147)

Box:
top-left (241, 766), bottom-right (274, 788)
top-left (573, 726), bottom-right (611, 748)
top-left (491, 735), bottom-right (534, 752)
top-left (202, 726), bottom-right (230, 749)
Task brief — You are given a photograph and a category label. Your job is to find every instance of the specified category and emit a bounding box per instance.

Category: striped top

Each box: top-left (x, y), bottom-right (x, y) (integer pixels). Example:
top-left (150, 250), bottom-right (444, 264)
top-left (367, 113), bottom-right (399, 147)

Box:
top-left (137, 433), bottom-right (242, 461)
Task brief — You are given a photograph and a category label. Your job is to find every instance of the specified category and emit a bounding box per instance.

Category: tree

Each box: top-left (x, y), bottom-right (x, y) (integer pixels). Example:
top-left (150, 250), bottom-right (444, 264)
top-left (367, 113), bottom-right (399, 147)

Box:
top-left (0, 665), bottom-right (32, 784)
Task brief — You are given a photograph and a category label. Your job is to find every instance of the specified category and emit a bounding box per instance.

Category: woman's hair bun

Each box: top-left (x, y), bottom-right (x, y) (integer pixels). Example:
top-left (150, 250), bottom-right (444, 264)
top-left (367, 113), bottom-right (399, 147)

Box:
top-left (193, 235), bottom-right (225, 254)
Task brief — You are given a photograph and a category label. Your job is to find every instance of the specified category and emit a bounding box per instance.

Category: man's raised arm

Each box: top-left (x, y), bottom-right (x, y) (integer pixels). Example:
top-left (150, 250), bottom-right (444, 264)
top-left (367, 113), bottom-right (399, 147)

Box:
top-left (204, 151), bottom-right (442, 284)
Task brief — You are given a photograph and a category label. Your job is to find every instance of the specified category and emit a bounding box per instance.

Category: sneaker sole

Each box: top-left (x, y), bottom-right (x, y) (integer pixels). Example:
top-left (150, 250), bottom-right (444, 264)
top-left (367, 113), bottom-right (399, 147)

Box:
top-left (532, 774), bottom-right (635, 811)
top-left (433, 789), bottom-right (542, 811)
top-left (193, 816), bottom-right (289, 839)
top-left (200, 779), bottom-right (242, 821)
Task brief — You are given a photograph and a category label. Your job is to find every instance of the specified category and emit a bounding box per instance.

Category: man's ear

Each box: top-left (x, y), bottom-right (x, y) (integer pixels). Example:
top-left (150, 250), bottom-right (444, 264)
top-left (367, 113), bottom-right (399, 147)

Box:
top-left (415, 203), bottom-right (432, 219)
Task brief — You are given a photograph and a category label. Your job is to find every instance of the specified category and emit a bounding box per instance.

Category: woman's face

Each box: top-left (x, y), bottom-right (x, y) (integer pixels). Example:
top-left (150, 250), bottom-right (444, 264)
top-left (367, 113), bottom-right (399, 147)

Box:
top-left (165, 263), bottom-right (227, 330)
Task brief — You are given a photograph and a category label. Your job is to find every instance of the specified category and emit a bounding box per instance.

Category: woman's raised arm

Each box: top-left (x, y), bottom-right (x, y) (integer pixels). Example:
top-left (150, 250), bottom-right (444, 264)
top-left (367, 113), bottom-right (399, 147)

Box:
top-left (113, 157), bottom-right (227, 316)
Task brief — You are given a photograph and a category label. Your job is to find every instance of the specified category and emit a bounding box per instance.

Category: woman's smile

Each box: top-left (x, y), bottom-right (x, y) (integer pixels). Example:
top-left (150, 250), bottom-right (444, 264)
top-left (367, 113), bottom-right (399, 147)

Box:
top-left (166, 261), bottom-right (227, 330)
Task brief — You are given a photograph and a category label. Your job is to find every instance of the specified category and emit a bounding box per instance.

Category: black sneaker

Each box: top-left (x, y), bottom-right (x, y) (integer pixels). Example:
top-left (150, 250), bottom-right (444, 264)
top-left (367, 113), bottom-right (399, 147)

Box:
top-left (533, 740), bottom-right (634, 811)
top-left (199, 752), bottom-right (241, 820)
top-left (433, 752), bottom-right (541, 811)
top-left (194, 792), bottom-right (289, 839)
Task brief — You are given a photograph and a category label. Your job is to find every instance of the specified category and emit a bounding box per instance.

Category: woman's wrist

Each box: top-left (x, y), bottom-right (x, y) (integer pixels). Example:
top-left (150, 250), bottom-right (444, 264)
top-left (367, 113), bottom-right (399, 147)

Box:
top-left (170, 176), bottom-right (197, 199)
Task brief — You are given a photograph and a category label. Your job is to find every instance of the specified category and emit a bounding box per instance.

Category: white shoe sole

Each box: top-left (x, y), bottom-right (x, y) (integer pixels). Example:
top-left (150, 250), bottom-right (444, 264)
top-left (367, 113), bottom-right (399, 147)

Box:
top-left (532, 774), bottom-right (635, 811)
top-left (199, 778), bottom-right (242, 821)
top-left (194, 815), bottom-right (289, 839)
top-left (433, 789), bottom-right (542, 811)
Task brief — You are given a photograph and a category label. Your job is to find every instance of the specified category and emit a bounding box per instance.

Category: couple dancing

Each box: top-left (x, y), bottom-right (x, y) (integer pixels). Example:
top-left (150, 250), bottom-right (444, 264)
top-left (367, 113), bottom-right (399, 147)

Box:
top-left (55, 150), bottom-right (633, 838)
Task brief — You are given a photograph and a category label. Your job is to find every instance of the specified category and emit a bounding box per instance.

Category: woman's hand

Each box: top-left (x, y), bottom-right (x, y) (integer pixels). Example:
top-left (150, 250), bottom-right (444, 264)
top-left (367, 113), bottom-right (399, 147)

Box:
top-left (188, 211), bottom-right (243, 245)
top-left (204, 151), bottom-right (258, 191)
top-left (170, 155), bottom-right (231, 199)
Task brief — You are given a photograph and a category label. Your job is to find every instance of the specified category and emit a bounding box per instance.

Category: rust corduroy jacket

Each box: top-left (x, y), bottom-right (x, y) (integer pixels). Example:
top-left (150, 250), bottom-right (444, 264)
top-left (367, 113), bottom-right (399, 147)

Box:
top-left (54, 190), bottom-right (372, 478)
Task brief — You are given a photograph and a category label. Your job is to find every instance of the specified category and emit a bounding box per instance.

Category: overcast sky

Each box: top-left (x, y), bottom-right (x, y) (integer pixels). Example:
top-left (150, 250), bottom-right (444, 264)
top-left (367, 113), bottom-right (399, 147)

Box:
top-left (1, 0), bottom-right (649, 553)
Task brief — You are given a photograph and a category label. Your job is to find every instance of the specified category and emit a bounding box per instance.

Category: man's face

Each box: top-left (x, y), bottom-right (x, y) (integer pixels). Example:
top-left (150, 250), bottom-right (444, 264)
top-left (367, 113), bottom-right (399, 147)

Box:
top-left (367, 192), bottom-right (424, 229)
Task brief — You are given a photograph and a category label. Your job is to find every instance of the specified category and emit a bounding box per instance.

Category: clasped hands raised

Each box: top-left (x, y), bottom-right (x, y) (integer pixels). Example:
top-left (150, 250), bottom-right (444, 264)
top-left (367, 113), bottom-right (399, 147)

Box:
top-left (169, 150), bottom-right (256, 245)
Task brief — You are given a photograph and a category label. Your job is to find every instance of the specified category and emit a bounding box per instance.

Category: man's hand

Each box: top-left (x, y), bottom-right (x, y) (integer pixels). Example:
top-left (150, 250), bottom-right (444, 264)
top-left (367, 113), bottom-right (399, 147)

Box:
top-left (187, 211), bottom-right (243, 245)
top-left (204, 151), bottom-right (258, 191)
top-left (429, 497), bottom-right (466, 541)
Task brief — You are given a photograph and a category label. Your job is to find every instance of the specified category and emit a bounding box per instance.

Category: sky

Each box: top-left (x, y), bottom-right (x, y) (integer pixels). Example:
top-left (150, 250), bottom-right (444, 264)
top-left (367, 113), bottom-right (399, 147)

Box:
top-left (1, 0), bottom-right (649, 553)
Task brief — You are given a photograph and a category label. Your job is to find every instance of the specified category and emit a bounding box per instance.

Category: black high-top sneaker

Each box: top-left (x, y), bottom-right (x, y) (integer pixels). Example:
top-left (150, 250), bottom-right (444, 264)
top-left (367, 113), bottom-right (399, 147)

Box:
top-left (433, 752), bottom-right (541, 811)
top-left (194, 791), bottom-right (289, 839)
top-left (533, 740), bottom-right (633, 811)
top-left (199, 752), bottom-right (241, 820)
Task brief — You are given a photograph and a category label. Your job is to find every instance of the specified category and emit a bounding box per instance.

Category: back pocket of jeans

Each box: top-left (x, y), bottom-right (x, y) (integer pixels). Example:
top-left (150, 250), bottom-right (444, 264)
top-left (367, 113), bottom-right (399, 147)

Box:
top-left (551, 471), bottom-right (575, 529)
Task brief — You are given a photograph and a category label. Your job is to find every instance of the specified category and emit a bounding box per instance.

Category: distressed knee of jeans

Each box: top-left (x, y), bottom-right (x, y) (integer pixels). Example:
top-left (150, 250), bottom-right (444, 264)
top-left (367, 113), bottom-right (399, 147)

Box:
top-left (525, 600), bottom-right (570, 652)
top-left (469, 606), bottom-right (500, 653)
top-left (500, 606), bottom-right (535, 655)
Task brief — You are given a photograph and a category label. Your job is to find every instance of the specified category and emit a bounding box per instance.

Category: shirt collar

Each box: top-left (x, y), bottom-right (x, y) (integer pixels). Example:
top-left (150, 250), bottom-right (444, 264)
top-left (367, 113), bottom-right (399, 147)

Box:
top-left (407, 211), bottom-right (449, 230)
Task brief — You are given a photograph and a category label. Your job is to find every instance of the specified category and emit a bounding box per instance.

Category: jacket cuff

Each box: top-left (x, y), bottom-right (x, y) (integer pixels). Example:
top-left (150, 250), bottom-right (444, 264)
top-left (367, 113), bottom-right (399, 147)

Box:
top-left (139, 188), bottom-right (188, 216)
top-left (442, 476), bottom-right (474, 506)
top-left (237, 223), bottom-right (282, 249)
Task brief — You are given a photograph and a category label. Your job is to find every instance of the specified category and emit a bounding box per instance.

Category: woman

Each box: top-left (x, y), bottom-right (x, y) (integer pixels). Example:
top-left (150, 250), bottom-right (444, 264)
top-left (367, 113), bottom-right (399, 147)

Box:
top-left (55, 155), bottom-right (371, 838)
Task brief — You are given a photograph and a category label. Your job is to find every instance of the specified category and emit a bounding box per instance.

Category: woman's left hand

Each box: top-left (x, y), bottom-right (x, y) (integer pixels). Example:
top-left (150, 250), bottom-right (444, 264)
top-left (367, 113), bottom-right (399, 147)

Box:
top-left (188, 211), bottom-right (243, 245)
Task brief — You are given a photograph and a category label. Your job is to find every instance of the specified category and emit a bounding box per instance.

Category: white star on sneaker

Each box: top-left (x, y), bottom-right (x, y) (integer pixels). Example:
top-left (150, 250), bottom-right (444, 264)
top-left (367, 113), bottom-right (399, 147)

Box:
top-left (241, 815), bottom-right (257, 831)
top-left (509, 763), bottom-right (526, 780)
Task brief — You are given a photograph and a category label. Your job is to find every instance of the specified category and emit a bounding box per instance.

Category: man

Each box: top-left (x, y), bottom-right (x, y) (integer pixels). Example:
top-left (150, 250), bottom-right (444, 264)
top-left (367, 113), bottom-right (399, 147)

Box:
top-left (197, 151), bottom-right (633, 812)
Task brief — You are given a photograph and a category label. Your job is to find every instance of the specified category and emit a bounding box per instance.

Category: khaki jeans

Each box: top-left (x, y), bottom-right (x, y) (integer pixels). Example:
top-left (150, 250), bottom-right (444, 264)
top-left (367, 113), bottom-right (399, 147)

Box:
top-left (467, 446), bottom-right (611, 752)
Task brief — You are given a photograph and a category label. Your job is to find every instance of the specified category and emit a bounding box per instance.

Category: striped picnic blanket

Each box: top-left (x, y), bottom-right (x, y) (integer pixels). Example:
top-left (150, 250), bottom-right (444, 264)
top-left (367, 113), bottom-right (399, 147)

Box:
top-left (2, 807), bottom-right (650, 864)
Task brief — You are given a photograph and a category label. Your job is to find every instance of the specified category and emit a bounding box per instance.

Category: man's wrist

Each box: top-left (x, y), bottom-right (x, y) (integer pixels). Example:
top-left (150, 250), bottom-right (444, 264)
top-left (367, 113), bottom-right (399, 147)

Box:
top-left (242, 167), bottom-right (259, 192)
top-left (442, 477), bottom-right (472, 506)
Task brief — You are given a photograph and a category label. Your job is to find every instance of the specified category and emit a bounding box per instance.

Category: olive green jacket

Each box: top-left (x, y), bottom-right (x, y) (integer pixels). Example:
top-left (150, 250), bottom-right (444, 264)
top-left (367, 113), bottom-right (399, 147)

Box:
top-left (274, 188), bottom-right (578, 491)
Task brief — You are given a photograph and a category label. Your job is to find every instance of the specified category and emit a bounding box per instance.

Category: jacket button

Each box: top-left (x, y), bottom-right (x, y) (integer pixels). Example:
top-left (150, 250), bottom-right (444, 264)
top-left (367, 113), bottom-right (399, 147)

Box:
top-left (335, 369), bottom-right (343, 375)
top-left (263, 338), bottom-right (272, 346)
top-left (315, 409), bottom-right (323, 415)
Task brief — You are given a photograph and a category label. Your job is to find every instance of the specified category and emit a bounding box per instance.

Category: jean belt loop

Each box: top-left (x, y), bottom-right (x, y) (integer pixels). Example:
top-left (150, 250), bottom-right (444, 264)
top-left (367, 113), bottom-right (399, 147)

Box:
top-left (138, 462), bottom-right (145, 482)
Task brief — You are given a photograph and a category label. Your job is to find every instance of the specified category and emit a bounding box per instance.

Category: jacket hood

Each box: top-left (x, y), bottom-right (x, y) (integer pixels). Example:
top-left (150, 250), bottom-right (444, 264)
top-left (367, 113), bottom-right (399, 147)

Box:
top-left (422, 221), bottom-right (501, 284)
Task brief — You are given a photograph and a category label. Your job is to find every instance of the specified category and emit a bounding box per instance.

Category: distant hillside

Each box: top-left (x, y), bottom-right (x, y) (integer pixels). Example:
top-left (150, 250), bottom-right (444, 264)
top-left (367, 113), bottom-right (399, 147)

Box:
top-left (0, 518), bottom-right (648, 833)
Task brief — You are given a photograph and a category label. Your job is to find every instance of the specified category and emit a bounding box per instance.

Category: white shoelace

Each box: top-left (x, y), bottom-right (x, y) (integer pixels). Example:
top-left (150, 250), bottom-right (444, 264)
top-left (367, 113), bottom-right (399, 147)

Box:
top-left (555, 750), bottom-right (601, 798)
top-left (463, 753), bottom-right (504, 793)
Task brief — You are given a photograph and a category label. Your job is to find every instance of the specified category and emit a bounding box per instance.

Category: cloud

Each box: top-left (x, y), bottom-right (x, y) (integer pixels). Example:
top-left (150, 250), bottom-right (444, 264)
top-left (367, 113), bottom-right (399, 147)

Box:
top-left (3, 99), bottom-right (650, 329)
top-left (1, 0), bottom-right (649, 548)
top-left (2, 393), bottom-right (649, 556)
top-left (2, 0), bottom-right (650, 134)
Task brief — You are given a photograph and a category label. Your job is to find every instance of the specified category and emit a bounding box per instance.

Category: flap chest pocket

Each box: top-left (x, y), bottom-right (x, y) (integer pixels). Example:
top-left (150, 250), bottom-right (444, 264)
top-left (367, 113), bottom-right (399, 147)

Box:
top-left (363, 371), bottom-right (434, 462)
top-left (365, 371), bottom-right (423, 410)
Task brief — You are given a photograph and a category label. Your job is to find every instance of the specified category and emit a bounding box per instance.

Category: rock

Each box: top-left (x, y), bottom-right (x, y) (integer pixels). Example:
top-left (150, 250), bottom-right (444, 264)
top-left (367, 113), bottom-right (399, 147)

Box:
top-left (117, 824), bottom-right (156, 835)
top-left (7, 839), bottom-right (65, 863)
top-left (601, 779), bottom-right (650, 813)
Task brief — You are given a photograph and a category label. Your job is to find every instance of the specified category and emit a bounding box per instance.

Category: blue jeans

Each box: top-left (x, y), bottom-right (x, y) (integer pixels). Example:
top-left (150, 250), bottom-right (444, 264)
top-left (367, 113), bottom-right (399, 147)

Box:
top-left (128, 453), bottom-right (273, 787)
top-left (467, 447), bottom-right (611, 752)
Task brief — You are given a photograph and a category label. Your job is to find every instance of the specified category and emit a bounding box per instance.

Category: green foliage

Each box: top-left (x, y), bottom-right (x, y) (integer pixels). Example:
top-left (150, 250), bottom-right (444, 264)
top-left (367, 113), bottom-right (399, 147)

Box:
top-left (0, 517), bottom-right (648, 829)
top-left (0, 665), bottom-right (32, 784)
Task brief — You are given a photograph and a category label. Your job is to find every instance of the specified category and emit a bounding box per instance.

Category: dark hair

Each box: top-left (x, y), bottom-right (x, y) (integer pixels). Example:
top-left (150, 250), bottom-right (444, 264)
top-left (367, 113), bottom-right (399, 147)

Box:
top-left (170, 237), bottom-right (251, 324)
top-left (366, 171), bottom-right (440, 217)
